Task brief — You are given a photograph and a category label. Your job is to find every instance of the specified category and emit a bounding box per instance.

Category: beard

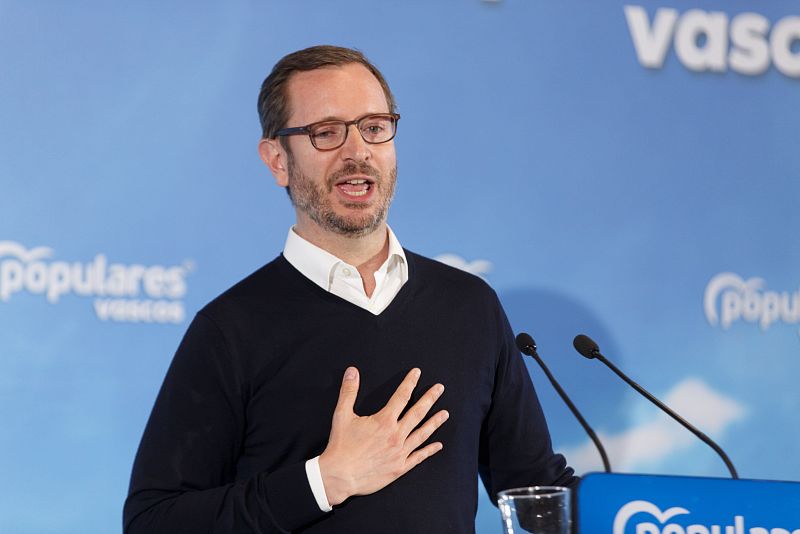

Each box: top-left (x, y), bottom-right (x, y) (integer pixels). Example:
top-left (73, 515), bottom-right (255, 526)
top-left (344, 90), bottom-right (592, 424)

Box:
top-left (286, 155), bottom-right (397, 238)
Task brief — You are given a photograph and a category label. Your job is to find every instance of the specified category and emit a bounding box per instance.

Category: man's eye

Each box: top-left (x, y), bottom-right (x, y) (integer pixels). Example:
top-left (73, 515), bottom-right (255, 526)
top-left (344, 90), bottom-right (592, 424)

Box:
top-left (313, 128), bottom-right (337, 139)
top-left (363, 124), bottom-right (385, 134)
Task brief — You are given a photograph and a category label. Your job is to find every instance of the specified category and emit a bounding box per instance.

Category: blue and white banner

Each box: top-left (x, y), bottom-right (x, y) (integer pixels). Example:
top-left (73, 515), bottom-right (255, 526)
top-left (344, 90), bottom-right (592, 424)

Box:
top-left (578, 473), bottom-right (800, 533)
top-left (1, 2), bottom-right (798, 532)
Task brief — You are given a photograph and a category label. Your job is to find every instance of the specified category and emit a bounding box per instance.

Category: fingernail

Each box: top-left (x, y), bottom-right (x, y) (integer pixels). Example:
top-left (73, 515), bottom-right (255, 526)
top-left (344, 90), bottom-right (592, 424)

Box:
top-left (344, 367), bottom-right (357, 380)
top-left (412, 368), bottom-right (421, 379)
top-left (437, 384), bottom-right (445, 394)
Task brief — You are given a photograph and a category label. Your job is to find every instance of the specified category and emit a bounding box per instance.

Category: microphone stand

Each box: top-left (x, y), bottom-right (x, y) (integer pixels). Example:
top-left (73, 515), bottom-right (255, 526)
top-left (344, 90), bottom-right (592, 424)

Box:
top-left (574, 334), bottom-right (738, 479)
top-left (517, 333), bottom-right (611, 473)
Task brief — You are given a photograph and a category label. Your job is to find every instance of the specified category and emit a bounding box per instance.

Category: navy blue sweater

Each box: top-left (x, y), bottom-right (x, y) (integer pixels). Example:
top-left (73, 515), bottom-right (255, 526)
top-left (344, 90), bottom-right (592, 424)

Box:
top-left (124, 252), bottom-right (575, 533)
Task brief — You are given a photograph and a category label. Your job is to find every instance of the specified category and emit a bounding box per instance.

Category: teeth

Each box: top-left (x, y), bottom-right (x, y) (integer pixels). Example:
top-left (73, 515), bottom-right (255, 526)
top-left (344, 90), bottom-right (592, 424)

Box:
top-left (343, 189), bottom-right (367, 196)
top-left (345, 179), bottom-right (367, 185)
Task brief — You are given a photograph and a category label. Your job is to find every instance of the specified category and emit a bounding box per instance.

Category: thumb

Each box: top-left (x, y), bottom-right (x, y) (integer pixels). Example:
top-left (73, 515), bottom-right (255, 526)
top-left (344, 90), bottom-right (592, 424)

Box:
top-left (333, 366), bottom-right (359, 417)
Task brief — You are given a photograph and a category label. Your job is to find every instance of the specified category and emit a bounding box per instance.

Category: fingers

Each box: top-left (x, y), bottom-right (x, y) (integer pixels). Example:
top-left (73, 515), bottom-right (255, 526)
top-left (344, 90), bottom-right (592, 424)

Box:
top-left (382, 368), bottom-right (421, 419)
top-left (398, 382), bottom-right (445, 435)
top-left (333, 367), bottom-right (360, 419)
top-left (402, 441), bottom-right (444, 475)
top-left (322, 367), bottom-right (448, 500)
top-left (404, 409), bottom-right (449, 452)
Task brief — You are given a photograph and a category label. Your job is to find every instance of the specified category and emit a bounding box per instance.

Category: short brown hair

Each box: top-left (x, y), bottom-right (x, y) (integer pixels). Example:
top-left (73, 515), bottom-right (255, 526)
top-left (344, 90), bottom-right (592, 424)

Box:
top-left (257, 45), bottom-right (397, 139)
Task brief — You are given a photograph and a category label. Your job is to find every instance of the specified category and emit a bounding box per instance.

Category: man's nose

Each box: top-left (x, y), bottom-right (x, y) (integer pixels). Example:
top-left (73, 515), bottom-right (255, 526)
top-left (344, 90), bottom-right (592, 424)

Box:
top-left (339, 124), bottom-right (371, 161)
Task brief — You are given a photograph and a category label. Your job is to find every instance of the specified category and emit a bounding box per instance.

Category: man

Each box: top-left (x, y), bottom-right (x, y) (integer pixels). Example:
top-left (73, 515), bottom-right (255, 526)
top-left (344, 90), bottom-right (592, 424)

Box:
top-left (124, 45), bottom-right (575, 533)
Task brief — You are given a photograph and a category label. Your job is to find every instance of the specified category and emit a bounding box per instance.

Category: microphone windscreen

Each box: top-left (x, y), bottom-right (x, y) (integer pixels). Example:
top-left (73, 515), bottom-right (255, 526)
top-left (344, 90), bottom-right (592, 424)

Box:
top-left (573, 334), bottom-right (599, 359)
top-left (515, 332), bottom-right (536, 355)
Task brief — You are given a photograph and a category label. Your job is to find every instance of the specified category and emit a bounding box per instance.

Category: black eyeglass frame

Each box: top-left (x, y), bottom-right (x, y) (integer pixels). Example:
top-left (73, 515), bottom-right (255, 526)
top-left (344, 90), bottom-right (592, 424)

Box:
top-left (273, 113), bottom-right (401, 151)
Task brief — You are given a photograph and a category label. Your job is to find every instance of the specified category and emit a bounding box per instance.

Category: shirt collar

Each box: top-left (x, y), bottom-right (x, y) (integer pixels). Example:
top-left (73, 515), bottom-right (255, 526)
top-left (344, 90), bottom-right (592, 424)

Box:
top-left (283, 226), bottom-right (408, 292)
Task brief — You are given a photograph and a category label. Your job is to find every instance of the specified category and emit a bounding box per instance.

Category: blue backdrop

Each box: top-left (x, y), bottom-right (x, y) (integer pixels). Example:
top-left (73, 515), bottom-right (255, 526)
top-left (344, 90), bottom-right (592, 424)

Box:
top-left (2, 1), bottom-right (799, 532)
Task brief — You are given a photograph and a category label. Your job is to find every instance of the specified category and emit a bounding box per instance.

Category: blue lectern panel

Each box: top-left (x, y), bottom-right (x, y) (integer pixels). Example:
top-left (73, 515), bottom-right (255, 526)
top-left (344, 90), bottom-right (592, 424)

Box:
top-left (578, 473), bottom-right (800, 534)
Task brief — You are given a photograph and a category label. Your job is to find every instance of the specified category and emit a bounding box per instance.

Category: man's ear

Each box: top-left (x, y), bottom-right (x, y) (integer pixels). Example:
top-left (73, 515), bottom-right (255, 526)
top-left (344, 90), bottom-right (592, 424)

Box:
top-left (258, 138), bottom-right (290, 187)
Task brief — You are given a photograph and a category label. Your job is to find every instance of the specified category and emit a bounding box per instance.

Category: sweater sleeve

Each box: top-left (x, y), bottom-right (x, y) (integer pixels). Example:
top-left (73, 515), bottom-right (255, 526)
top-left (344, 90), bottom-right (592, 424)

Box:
top-left (123, 313), bottom-right (327, 533)
top-left (477, 295), bottom-right (578, 503)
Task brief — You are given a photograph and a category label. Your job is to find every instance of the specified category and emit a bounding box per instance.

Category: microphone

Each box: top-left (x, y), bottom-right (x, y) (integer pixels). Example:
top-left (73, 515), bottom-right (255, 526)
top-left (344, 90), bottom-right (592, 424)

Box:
top-left (572, 334), bottom-right (739, 479)
top-left (515, 332), bottom-right (611, 473)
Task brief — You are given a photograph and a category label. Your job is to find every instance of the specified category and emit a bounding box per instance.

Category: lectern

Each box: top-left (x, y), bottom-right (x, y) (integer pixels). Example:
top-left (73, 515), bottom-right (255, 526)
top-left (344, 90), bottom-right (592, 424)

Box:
top-left (577, 473), bottom-right (800, 533)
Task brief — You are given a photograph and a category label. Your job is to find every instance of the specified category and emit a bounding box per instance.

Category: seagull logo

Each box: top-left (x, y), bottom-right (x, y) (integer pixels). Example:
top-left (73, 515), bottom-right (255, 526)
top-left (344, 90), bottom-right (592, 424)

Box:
top-left (0, 241), bottom-right (53, 262)
top-left (703, 272), bottom-right (764, 327)
top-left (613, 500), bottom-right (689, 534)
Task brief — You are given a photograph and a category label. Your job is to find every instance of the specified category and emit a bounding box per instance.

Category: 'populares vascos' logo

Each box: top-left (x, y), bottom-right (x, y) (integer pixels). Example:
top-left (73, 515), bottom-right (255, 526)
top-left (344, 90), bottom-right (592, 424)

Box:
top-left (704, 272), bottom-right (800, 331)
top-left (614, 500), bottom-right (798, 534)
top-left (0, 241), bottom-right (191, 324)
top-left (625, 5), bottom-right (800, 78)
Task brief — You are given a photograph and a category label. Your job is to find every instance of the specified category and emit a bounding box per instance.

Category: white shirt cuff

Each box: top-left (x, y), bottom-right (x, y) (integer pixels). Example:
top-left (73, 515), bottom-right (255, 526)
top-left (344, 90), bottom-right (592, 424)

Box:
top-left (305, 456), bottom-right (333, 512)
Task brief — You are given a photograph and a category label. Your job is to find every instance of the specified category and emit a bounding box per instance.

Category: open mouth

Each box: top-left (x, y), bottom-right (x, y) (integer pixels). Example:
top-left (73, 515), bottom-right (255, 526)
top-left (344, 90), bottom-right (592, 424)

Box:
top-left (335, 177), bottom-right (375, 198)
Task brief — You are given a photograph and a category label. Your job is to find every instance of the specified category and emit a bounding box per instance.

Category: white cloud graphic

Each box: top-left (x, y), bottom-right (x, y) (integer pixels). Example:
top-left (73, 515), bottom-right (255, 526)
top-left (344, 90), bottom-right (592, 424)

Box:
top-left (561, 377), bottom-right (747, 473)
top-left (434, 254), bottom-right (492, 278)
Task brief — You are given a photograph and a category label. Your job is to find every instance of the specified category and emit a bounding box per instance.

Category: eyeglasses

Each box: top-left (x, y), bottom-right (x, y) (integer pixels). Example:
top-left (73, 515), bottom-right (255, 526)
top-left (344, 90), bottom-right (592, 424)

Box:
top-left (274, 113), bottom-right (400, 151)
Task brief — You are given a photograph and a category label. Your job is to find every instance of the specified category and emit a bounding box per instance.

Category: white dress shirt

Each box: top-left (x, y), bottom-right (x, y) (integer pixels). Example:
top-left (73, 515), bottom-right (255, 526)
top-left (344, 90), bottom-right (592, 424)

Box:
top-left (282, 226), bottom-right (409, 512)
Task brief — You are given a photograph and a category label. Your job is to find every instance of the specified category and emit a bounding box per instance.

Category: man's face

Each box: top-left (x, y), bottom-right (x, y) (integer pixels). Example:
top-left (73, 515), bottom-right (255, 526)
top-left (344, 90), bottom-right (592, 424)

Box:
top-left (281, 63), bottom-right (397, 238)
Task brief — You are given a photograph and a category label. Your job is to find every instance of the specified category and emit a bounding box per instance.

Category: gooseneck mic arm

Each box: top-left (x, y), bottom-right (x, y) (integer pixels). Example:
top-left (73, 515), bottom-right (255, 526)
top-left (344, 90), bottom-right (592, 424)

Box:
top-left (572, 334), bottom-right (739, 479)
top-left (515, 332), bottom-right (611, 473)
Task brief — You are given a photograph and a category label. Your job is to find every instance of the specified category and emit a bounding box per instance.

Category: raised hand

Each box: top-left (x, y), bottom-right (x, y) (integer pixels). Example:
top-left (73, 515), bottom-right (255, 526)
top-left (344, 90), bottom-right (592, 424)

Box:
top-left (318, 367), bottom-right (449, 506)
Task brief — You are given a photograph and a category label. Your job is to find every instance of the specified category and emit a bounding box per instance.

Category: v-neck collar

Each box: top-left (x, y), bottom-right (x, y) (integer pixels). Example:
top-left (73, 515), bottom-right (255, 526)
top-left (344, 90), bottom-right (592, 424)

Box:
top-left (277, 251), bottom-right (418, 321)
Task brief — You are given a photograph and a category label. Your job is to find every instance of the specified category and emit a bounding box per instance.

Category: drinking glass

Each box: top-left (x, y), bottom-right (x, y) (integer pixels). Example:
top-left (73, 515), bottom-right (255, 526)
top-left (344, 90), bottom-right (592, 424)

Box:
top-left (497, 486), bottom-right (571, 534)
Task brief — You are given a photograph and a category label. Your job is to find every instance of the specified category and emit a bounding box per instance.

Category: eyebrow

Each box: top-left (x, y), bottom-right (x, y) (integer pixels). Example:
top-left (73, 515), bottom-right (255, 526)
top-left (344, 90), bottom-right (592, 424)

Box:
top-left (313, 116), bottom-right (343, 123)
top-left (310, 112), bottom-right (389, 123)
